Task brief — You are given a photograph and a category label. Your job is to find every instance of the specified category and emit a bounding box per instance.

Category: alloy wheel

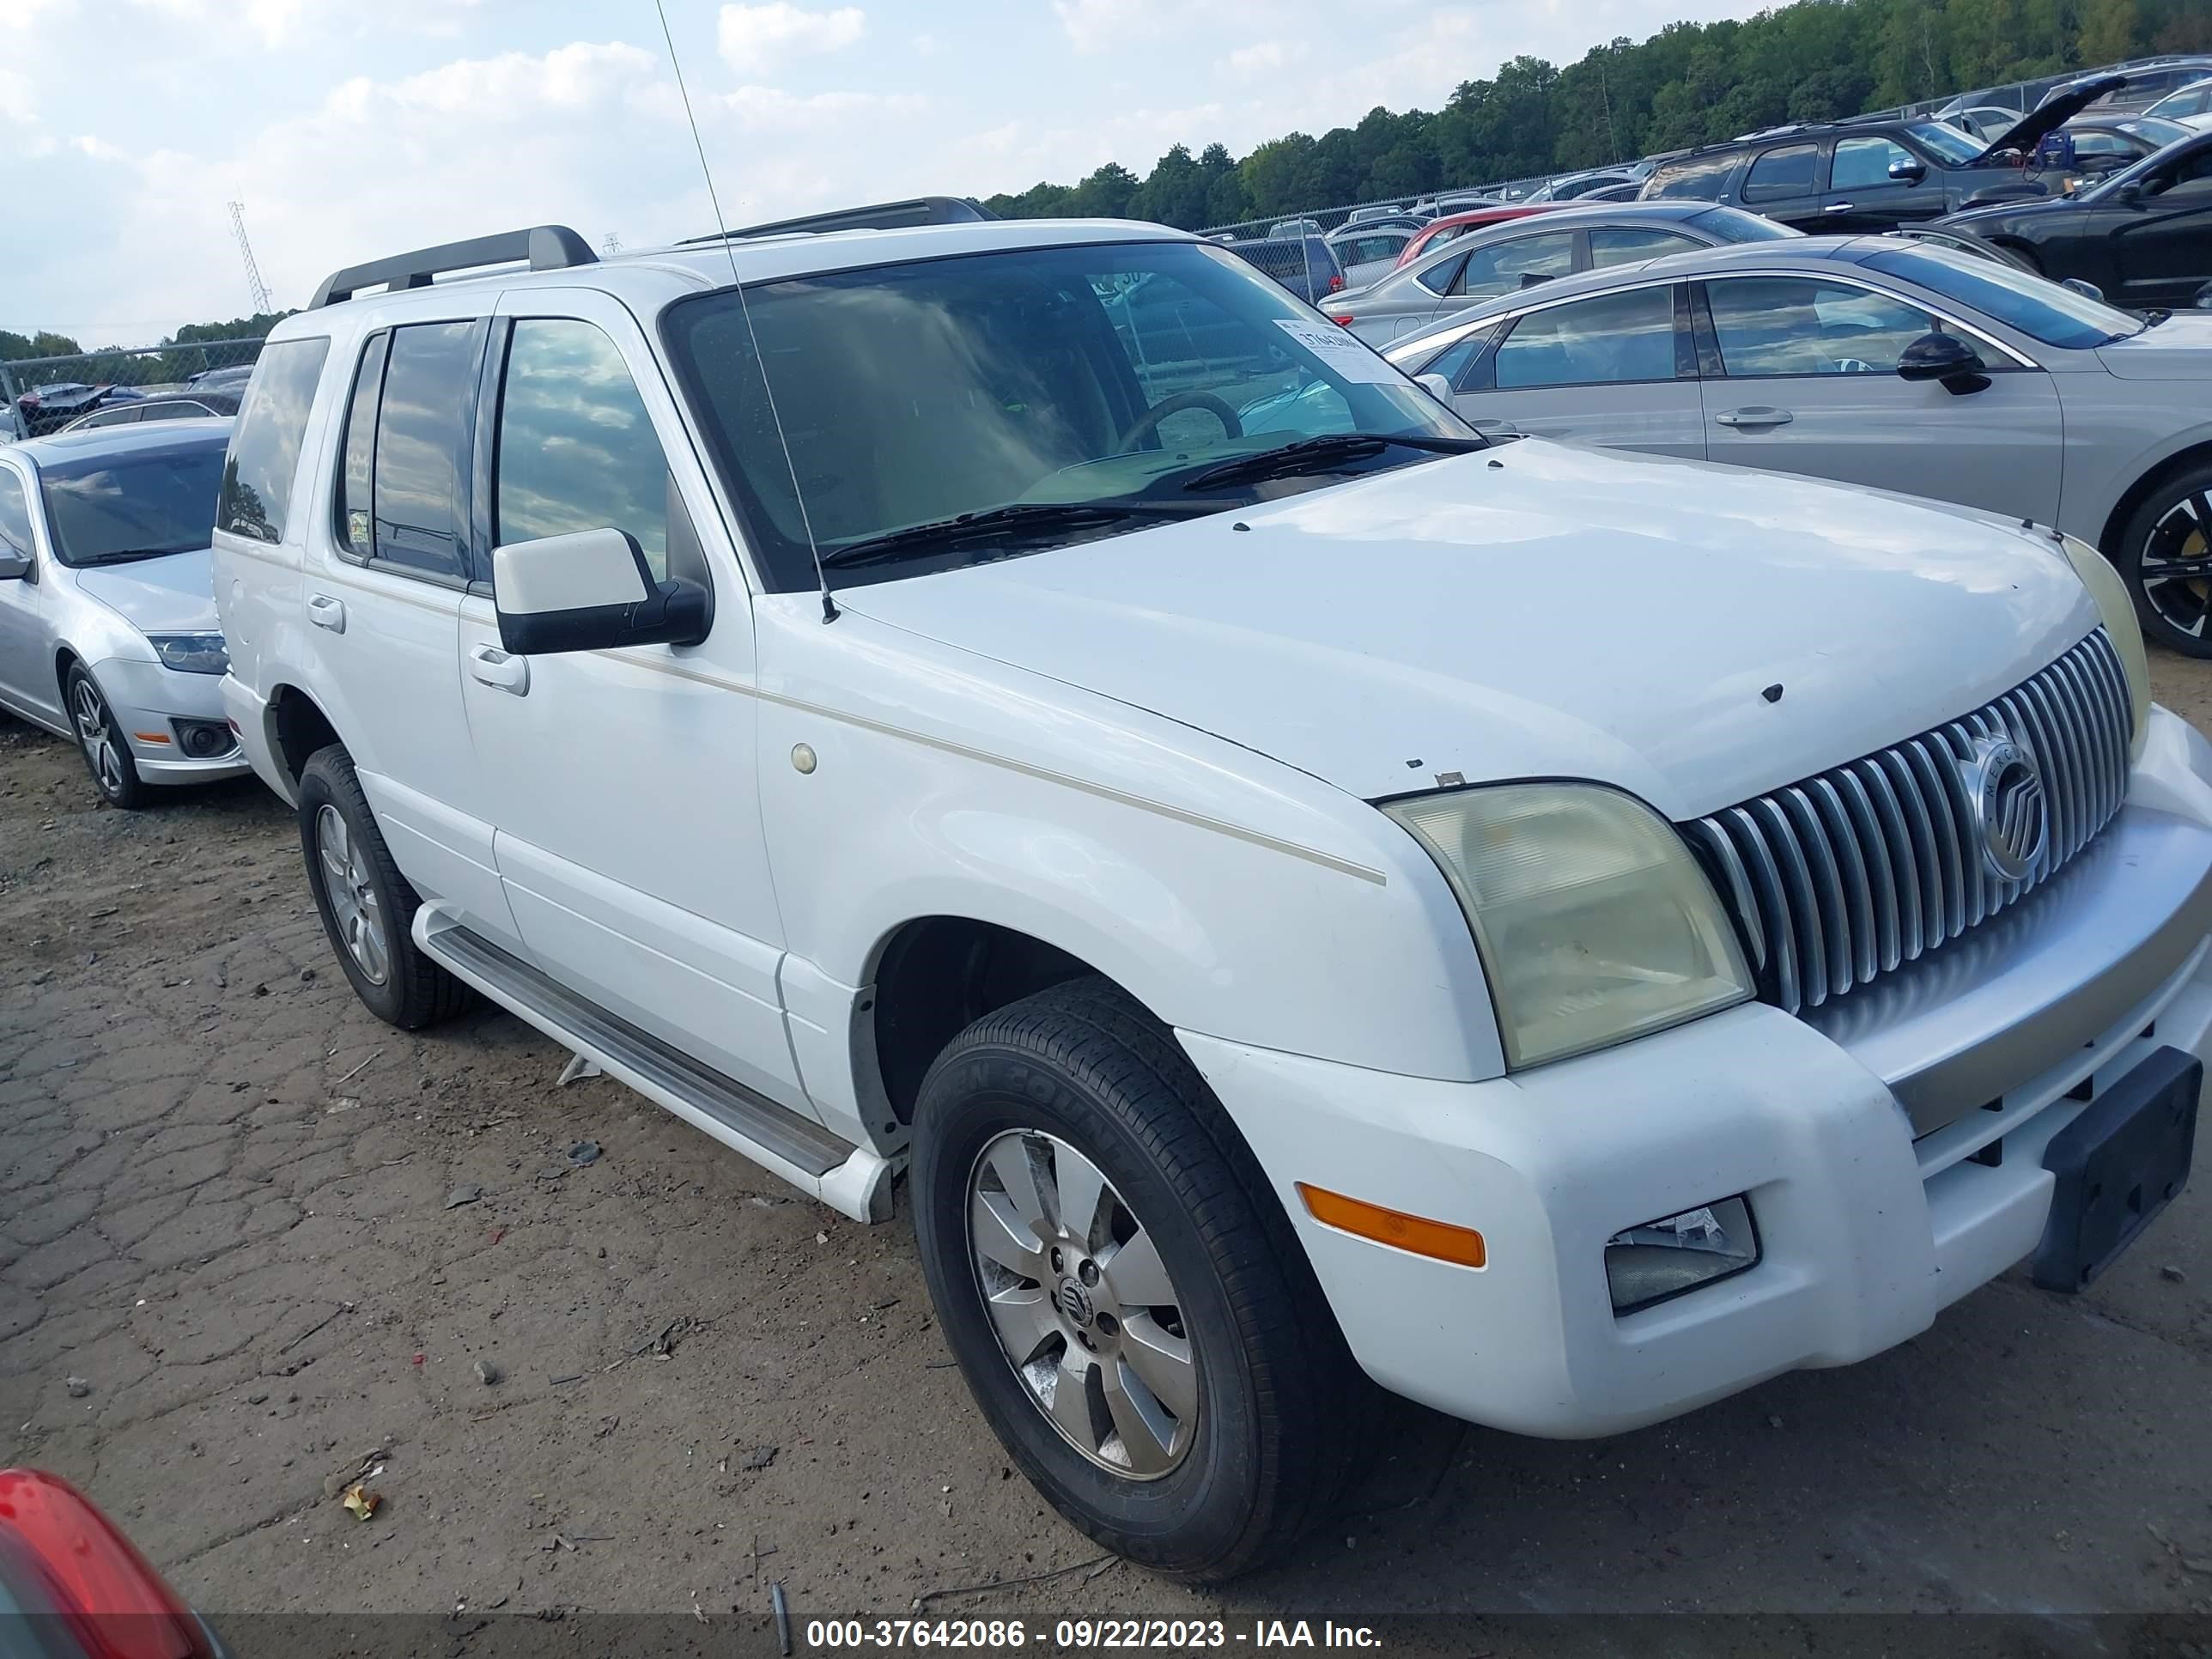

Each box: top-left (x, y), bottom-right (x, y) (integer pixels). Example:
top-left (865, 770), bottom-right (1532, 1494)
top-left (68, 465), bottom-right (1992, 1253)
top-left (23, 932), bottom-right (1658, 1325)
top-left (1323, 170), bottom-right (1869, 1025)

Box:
top-left (2141, 490), bottom-right (2212, 641)
top-left (315, 805), bottom-right (390, 986)
top-left (70, 678), bottom-right (125, 799)
top-left (966, 1129), bottom-right (1199, 1479)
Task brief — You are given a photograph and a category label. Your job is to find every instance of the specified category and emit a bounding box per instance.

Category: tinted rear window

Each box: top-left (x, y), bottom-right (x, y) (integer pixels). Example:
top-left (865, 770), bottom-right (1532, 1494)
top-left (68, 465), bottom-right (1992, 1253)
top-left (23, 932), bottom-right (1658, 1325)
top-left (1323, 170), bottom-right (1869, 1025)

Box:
top-left (370, 321), bottom-right (480, 579)
top-left (217, 337), bottom-right (329, 544)
top-left (40, 436), bottom-right (228, 566)
top-left (1743, 143), bottom-right (1819, 200)
top-left (1646, 153), bottom-right (1740, 200)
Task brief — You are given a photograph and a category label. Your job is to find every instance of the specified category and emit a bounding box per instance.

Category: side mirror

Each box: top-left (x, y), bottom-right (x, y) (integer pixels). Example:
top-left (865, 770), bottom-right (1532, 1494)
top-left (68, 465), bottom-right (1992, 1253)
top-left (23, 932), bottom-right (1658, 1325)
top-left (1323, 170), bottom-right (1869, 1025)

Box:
top-left (2114, 179), bottom-right (2145, 204)
top-left (0, 545), bottom-right (29, 581)
top-left (1888, 158), bottom-right (1929, 185)
top-left (493, 527), bottom-right (710, 656)
top-left (1517, 270), bottom-right (1554, 289)
top-left (2061, 276), bottom-right (2106, 302)
top-left (1415, 372), bottom-right (1455, 404)
top-left (1897, 331), bottom-right (1990, 396)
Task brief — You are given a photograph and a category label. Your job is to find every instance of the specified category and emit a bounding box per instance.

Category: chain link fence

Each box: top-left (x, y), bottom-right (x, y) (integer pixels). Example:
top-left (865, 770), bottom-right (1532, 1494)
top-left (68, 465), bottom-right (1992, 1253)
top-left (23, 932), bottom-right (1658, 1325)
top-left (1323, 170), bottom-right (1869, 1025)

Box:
top-left (2, 337), bottom-right (265, 438)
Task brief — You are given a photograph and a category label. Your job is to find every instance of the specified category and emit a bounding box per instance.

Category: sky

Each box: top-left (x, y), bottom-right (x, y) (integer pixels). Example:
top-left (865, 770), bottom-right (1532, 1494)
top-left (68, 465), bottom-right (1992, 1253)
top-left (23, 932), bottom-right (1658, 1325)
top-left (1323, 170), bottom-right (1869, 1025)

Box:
top-left (2, 0), bottom-right (1774, 346)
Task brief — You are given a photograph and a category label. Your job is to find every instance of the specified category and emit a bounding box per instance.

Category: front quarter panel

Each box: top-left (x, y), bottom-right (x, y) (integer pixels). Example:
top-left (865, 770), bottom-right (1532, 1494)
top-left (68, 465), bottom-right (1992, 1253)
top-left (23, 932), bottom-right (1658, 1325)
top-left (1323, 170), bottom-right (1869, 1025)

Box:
top-left (751, 596), bottom-right (1502, 1083)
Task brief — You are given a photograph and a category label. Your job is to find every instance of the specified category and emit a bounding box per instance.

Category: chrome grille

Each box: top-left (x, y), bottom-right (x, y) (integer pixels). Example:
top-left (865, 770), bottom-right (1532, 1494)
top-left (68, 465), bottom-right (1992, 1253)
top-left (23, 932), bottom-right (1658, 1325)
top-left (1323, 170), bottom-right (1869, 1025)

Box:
top-left (1683, 630), bottom-right (2133, 1015)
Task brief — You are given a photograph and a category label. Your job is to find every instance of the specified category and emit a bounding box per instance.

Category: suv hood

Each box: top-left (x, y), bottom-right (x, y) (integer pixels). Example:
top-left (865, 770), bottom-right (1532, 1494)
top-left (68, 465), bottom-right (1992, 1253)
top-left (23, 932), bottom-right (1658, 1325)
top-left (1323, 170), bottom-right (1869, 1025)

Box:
top-left (70, 548), bottom-right (219, 635)
top-left (841, 442), bottom-right (2095, 820)
top-left (1984, 74), bottom-right (2129, 159)
top-left (2097, 309), bottom-right (2212, 377)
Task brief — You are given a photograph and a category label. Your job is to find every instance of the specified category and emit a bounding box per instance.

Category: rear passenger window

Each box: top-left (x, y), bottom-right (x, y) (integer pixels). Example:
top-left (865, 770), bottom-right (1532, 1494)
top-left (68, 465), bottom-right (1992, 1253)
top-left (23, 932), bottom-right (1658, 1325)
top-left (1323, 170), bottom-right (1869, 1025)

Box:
top-left (1589, 228), bottom-right (1701, 266)
top-left (365, 321), bottom-right (479, 579)
top-left (1415, 252), bottom-right (1468, 296)
top-left (335, 331), bottom-right (390, 560)
top-left (1646, 153), bottom-right (1738, 201)
top-left (218, 336), bottom-right (329, 544)
top-left (1495, 287), bottom-right (1680, 389)
top-left (1453, 231), bottom-right (1575, 300)
top-left (0, 470), bottom-right (32, 556)
top-left (1743, 144), bottom-right (1820, 201)
top-left (495, 319), bottom-right (677, 580)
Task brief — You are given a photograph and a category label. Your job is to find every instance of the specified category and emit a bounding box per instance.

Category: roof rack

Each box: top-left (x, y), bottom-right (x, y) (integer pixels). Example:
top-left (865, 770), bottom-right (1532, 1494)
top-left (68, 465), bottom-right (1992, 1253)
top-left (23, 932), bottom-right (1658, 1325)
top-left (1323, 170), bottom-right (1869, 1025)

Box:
top-left (679, 195), bottom-right (995, 247)
top-left (310, 225), bottom-right (598, 310)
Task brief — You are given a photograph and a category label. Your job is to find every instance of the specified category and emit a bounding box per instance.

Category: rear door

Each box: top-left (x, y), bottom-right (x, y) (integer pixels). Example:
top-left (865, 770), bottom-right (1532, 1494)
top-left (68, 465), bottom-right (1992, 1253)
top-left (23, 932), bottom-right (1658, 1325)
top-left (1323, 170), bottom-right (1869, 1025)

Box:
top-left (456, 288), bottom-right (809, 1116)
top-left (1695, 271), bottom-right (2063, 521)
top-left (306, 317), bottom-right (519, 946)
top-left (1450, 281), bottom-right (1705, 459)
top-left (1822, 134), bottom-right (1948, 231)
top-left (1738, 141), bottom-right (1826, 229)
top-left (1443, 228), bottom-right (1578, 316)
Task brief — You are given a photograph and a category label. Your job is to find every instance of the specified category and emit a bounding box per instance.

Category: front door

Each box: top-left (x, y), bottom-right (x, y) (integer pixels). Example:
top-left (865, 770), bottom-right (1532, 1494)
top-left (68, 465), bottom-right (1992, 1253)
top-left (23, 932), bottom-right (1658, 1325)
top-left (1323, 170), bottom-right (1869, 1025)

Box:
top-left (1455, 282), bottom-right (1706, 459)
top-left (2111, 153), bottom-right (2212, 310)
top-left (456, 289), bottom-right (810, 1118)
top-left (1695, 273), bottom-right (2063, 524)
top-left (1820, 134), bottom-right (1949, 233)
top-left (0, 465), bottom-right (58, 727)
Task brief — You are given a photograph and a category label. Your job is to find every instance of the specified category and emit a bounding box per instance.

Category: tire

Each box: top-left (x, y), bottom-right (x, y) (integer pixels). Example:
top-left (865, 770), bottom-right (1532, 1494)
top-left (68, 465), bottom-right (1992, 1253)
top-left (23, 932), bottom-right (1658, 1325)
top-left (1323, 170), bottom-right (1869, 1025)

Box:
top-left (296, 745), bottom-right (473, 1029)
top-left (910, 977), bottom-right (1369, 1581)
top-left (2116, 463), bottom-right (2212, 659)
top-left (65, 664), bottom-right (150, 810)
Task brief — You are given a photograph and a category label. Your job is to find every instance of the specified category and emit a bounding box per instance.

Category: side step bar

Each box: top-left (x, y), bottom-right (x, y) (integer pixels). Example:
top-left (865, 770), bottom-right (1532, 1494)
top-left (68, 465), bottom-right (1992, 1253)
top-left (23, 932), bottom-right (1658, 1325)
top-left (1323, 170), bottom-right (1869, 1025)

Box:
top-left (416, 911), bottom-right (896, 1223)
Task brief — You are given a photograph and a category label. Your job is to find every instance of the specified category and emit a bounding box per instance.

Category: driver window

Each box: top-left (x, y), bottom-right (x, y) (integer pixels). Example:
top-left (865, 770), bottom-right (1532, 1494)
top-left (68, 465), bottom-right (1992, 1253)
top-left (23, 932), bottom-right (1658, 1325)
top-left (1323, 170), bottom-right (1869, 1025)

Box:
top-left (1831, 137), bottom-right (1915, 191)
top-left (1706, 277), bottom-right (1933, 376)
top-left (2157, 149), bottom-right (2212, 193)
top-left (1095, 271), bottom-right (1350, 445)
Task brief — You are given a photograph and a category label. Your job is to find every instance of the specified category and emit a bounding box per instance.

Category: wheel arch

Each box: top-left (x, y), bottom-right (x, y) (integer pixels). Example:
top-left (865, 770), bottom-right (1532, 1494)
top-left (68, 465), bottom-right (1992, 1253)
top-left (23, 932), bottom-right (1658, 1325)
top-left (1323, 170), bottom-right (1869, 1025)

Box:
top-left (265, 682), bottom-right (344, 796)
top-left (2100, 438), bottom-right (2212, 559)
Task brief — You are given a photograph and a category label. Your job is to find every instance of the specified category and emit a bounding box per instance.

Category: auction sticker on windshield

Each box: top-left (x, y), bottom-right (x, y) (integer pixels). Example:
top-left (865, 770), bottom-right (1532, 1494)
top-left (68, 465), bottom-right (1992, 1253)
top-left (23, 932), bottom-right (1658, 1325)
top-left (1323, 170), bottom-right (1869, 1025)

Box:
top-left (1273, 318), bottom-right (1400, 382)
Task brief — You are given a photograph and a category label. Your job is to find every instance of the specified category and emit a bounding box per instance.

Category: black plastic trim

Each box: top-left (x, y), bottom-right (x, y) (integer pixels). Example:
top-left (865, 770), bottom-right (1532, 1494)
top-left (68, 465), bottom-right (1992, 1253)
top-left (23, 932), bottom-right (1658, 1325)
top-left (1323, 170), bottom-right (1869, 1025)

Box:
top-left (311, 226), bottom-right (597, 309)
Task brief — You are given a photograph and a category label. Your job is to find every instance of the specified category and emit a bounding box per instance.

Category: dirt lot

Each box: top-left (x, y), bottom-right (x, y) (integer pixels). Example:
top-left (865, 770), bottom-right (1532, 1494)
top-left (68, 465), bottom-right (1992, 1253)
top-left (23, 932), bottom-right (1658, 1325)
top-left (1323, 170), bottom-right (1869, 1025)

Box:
top-left (5, 654), bottom-right (2212, 1644)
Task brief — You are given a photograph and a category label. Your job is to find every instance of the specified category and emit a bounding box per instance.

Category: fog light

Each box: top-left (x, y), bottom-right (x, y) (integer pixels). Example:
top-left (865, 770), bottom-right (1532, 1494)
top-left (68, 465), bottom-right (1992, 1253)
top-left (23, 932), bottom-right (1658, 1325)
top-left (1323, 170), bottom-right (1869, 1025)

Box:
top-left (1605, 1195), bottom-right (1758, 1315)
top-left (170, 718), bottom-right (237, 760)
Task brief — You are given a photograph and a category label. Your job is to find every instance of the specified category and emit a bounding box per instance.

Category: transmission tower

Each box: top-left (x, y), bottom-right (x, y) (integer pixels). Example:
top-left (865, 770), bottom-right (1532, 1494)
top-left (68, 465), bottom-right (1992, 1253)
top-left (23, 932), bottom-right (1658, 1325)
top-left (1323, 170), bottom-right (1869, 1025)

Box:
top-left (228, 201), bottom-right (274, 315)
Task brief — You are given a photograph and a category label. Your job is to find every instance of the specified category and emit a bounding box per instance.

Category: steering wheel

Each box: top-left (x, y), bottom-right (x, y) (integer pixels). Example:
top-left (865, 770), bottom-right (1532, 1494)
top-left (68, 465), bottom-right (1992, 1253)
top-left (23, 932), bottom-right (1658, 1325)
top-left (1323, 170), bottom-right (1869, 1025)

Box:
top-left (1115, 392), bottom-right (1243, 454)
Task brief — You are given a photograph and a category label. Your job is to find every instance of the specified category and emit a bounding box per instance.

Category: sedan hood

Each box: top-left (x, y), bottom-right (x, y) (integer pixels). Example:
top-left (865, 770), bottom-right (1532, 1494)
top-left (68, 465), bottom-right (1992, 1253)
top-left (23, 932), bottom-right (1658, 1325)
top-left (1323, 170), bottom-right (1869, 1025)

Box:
top-left (70, 548), bottom-right (219, 635)
top-left (1984, 74), bottom-right (2128, 159)
top-left (2097, 310), bottom-right (2212, 378)
top-left (841, 442), bottom-right (2096, 820)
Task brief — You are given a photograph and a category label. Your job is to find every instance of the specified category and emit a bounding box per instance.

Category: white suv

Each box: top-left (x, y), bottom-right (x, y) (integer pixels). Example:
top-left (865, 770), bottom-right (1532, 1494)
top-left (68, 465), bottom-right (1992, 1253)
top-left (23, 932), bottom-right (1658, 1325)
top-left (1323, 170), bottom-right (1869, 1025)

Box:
top-left (215, 201), bottom-right (2208, 1580)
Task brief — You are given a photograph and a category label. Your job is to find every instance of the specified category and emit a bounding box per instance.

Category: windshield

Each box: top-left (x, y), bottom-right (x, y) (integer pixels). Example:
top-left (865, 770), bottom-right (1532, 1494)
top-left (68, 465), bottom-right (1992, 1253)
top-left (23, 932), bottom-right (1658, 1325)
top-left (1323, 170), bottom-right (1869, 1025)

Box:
top-left (1863, 244), bottom-right (2142, 348)
top-left (2120, 117), bottom-right (2193, 149)
top-left (663, 239), bottom-right (1468, 590)
top-left (1908, 121), bottom-right (1988, 164)
top-left (1689, 205), bottom-right (1803, 243)
top-left (39, 437), bottom-right (226, 566)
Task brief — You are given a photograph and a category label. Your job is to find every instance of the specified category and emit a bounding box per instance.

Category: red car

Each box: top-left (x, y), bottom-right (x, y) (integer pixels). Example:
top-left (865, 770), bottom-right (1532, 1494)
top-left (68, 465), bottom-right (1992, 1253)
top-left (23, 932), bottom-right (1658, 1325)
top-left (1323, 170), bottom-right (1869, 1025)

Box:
top-left (1393, 204), bottom-right (1559, 270)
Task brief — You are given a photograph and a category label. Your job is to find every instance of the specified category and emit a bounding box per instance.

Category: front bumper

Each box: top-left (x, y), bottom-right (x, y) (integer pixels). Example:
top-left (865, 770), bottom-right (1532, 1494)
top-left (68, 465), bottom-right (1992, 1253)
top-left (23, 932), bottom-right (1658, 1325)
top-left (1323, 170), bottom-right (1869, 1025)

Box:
top-left (92, 657), bottom-right (251, 785)
top-left (1182, 704), bottom-right (2212, 1438)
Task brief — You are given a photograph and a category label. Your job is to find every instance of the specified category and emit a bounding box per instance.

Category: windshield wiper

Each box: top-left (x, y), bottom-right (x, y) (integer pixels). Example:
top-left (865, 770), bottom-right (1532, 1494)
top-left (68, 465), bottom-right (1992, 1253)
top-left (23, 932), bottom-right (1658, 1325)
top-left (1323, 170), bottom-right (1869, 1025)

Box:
top-left (1176, 432), bottom-right (1486, 493)
top-left (816, 500), bottom-right (1218, 572)
top-left (70, 547), bottom-right (186, 566)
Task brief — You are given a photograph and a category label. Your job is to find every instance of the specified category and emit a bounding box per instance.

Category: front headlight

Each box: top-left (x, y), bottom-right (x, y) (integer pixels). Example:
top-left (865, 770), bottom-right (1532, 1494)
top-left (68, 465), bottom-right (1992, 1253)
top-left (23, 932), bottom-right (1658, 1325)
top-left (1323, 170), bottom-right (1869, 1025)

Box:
top-left (1383, 783), bottom-right (1753, 1070)
top-left (147, 633), bottom-right (229, 676)
top-left (2058, 533), bottom-right (2149, 762)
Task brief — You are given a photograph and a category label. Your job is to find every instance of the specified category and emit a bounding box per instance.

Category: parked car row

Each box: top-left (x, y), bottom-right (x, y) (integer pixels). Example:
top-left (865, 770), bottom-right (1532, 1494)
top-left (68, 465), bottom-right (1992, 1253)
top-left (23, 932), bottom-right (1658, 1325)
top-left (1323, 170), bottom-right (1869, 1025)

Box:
top-left (4, 198), bottom-right (2204, 1592)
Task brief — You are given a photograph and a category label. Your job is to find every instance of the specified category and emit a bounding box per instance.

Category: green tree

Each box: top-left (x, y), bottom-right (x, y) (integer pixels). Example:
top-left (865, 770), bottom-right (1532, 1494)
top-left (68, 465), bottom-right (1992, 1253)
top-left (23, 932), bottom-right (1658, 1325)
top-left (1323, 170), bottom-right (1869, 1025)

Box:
top-left (2078, 0), bottom-right (2140, 61)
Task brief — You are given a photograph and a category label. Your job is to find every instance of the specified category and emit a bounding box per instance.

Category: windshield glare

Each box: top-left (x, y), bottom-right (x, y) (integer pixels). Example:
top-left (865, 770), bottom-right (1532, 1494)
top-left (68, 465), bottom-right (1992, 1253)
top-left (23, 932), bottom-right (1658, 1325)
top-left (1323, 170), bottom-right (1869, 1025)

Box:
top-left (1863, 245), bottom-right (2142, 349)
top-left (662, 240), bottom-right (1466, 589)
top-left (1909, 121), bottom-right (1989, 163)
top-left (40, 440), bottom-right (226, 566)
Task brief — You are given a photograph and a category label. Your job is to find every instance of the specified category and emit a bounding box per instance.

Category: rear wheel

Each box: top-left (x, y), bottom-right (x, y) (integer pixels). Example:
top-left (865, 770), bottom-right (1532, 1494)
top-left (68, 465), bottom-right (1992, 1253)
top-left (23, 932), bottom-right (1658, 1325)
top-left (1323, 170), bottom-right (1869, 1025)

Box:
top-left (297, 745), bottom-right (473, 1028)
top-left (910, 978), bottom-right (1369, 1581)
top-left (2117, 464), bottom-right (2212, 658)
top-left (66, 665), bottom-right (149, 810)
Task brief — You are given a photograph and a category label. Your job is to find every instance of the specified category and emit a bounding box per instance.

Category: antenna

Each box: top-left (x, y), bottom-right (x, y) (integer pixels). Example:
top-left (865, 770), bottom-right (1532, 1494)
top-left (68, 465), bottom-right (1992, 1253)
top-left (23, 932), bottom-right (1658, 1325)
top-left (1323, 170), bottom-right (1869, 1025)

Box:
top-left (653, 0), bottom-right (836, 622)
top-left (228, 201), bottom-right (274, 314)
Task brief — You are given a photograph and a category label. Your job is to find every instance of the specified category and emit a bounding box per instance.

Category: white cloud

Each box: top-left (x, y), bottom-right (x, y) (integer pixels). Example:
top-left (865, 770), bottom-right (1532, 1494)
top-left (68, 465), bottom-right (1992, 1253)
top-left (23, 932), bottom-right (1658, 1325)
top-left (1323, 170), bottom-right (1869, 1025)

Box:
top-left (0, 0), bottom-right (71, 30)
top-left (1224, 40), bottom-right (1308, 82)
top-left (718, 83), bottom-right (927, 131)
top-left (716, 3), bottom-right (865, 74)
top-left (1052, 0), bottom-right (1165, 54)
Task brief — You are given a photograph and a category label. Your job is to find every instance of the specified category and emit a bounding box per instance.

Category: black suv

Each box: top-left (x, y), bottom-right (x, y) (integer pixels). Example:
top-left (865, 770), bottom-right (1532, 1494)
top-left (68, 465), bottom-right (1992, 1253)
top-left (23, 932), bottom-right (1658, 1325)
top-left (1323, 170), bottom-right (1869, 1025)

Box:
top-left (1638, 78), bottom-right (2122, 234)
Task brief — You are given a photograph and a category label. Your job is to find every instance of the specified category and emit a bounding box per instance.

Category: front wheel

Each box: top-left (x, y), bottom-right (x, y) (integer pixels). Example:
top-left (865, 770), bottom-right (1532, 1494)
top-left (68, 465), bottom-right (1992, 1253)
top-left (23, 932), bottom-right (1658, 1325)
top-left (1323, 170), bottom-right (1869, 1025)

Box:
top-left (910, 978), bottom-right (1368, 1581)
top-left (296, 745), bottom-right (473, 1028)
top-left (66, 665), bottom-right (149, 809)
top-left (2117, 465), bottom-right (2212, 658)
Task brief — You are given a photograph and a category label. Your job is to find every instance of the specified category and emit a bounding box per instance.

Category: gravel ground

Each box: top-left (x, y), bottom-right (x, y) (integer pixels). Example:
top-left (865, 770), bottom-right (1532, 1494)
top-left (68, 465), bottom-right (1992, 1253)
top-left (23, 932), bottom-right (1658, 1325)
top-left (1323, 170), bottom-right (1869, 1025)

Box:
top-left (3, 651), bottom-right (2212, 1644)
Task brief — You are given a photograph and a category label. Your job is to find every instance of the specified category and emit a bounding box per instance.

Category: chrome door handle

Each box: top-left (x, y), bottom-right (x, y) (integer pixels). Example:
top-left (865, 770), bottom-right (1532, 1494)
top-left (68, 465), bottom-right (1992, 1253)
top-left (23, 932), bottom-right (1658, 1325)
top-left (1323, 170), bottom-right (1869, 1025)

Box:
top-left (1714, 407), bottom-right (1794, 428)
top-left (468, 643), bottom-right (529, 696)
top-left (307, 594), bottom-right (346, 633)
top-left (1822, 202), bottom-right (1854, 213)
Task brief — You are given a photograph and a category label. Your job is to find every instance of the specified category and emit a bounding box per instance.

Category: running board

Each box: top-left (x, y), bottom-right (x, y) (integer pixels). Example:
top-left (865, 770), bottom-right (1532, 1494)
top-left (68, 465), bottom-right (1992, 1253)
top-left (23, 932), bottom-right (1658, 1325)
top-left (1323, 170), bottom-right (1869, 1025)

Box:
top-left (415, 912), bottom-right (895, 1223)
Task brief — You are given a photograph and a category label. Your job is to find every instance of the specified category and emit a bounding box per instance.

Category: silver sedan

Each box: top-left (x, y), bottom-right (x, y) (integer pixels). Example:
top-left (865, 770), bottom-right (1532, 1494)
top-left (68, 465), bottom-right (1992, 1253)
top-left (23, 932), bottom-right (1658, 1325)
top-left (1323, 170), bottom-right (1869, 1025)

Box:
top-left (1326, 201), bottom-right (1802, 346)
top-left (0, 421), bottom-right (250, 804)
top-left (1384, 235), bottom-right (2212, 655)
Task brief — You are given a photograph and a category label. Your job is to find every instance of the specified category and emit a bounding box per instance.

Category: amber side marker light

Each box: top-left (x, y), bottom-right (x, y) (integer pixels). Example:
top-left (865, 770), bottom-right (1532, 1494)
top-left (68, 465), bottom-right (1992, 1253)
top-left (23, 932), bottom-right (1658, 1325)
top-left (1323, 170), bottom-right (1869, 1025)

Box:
top-left (1297, 1182), bottom-right (1486, 1268)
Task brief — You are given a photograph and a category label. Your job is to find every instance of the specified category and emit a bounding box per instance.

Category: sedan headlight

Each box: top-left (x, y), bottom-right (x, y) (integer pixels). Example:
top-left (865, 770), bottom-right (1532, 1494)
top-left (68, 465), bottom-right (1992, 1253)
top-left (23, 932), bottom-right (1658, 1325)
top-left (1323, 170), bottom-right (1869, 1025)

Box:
top-left (2058, 533), bottom-right (2149, 762)
top-left (147, 633), bottom-right (229, 676)
top-left (1383, 783), bottom-right (1753, 1070)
